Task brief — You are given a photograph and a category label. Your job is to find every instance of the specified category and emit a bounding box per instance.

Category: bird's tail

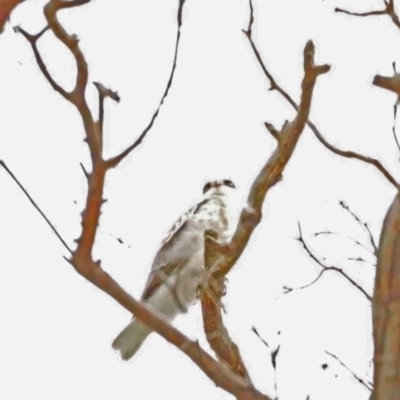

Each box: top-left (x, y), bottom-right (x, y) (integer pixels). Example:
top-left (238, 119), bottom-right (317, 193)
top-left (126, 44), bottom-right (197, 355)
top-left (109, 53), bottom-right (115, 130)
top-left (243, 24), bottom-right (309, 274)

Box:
top-left (112, 318), bottom-right (152, 360)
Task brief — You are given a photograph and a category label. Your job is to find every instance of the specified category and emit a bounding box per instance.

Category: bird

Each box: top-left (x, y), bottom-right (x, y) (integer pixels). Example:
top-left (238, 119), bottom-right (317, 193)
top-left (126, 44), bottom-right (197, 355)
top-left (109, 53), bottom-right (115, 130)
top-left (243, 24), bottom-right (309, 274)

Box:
top-left (112, 179), bottom-right (237, 360)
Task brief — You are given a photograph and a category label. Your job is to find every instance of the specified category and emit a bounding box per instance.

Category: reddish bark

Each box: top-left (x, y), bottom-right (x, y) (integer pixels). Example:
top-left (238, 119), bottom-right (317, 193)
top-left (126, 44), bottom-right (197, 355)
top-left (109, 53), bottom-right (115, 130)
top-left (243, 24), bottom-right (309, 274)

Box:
top-left (0, 0), bottom-right (23, 33)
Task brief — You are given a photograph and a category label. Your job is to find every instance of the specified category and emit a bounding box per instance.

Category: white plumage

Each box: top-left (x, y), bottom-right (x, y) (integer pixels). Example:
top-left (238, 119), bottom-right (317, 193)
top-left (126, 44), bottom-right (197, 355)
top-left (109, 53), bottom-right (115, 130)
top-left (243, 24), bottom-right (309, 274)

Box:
top-left (112, 179), bottom-right (236, 360)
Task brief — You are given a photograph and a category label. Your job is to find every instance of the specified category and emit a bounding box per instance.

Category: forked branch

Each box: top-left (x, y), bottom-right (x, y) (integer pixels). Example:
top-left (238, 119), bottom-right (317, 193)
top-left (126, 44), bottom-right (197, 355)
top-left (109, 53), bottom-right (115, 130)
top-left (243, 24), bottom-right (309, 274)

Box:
top-left (198, 1), bottom-right (329, 385)
top-left (206, 25), bottom-right (330, 279)
top-left (335, 0), bottom-right (400, 31)
top-left (243, 0), bottom-right (398, 189)
top-left (289, 223), bottom-right (372, 301)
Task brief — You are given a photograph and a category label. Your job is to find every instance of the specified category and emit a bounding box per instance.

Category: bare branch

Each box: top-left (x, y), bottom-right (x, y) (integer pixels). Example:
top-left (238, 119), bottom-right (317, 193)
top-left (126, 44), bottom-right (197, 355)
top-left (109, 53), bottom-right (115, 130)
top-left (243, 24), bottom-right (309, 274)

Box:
top-left (93, 81), bottom-right (120, 133)
top-left (242, 0), bottom-right (398, 189)
top-left (106, 0), bottom-right (186, 168)
top-left (208, 19), bottom-right (330, 280)
top-left (0, 0), bottom-right (24, 33)
top-left (348, 257), bottom-right (376, 267)
top-left (251, 327), bottom-right (280, 399)
top-left (196, 22), bottom-right (329, 379)
top-left (0, 160), bottom-right (72, 254)
top-left (314, 199), bottom-right (379, 260)
top-left (373, 191), bottom-right (400, 397)
top-left (201, 230), bottom-right (253, 383)
top-left (373, 73), bottom-right (400, 98)
top-left (291, 223), bottom-right (372, 301)
top-left (251, 326), bottom-right (270, 348)
top-left (264, 121), bottom-right (282, 143)
top-left (325, 350), bottom-right (373, 392)
top-left (339, 201), bottom-right (378, 257)
top-left (57, 0), bottom-right (91, 9)
top-left (70, 255), bottom-right (269, 400)
top-left (315, 230), bottom-right (374, 256)
top-left (80, 162), bottom-right (89, 180)
top-left (44, 1), bottom-right (90, 99)
top-left (192, 12), bottom-right (329, 391)
top-left (335, 0), bottom-right (400, 171)
top-left (335, 7), bottom-right (387, 18)
top-left (335, 0), bottom-right (400, 31)
top-left (310, 118), bottom-right (398, 188)
top-left (392, 102), bottom-right (400, 153)
top-left (14, 25), bottom-right (70, 99)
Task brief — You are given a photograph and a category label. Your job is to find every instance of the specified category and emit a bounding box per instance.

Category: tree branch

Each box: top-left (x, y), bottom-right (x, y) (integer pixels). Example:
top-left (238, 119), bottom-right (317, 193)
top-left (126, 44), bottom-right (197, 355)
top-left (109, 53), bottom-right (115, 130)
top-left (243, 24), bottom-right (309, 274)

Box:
top-left (201, 230), bottom-right (253, 383)
top-left (372, 191), bottom-right (400, 399)
top-left (0, 0), bottom-right (24, 33)
top-left (325, 350), bottom-right (373, 392)
top-left (338, 200), bottom-right (378, 257)
top-left (315, 230), bottom-right (374, 256)
top-left (315, 200), bottom-right (379, 262)
top-left (291, 223), bottom-right (372, 301)
top-left (242, 0), bottom-right (398, 189)
top-left (335, 7), bottom-right (387, 19)
top-left (335, 0), bottom-right (400, 31)
top-left (106, 0), bottom-right (186, 168)
top-left (14, 25), bottom-right (70, 99)
top-left (0, 160), bottom-right (72, 254)
top-left (207, 22), bottom-right (330, 281)
top-left (93, 81), bottom-right (120, 135)
top-left (196, 4), bottom-right (328, 384)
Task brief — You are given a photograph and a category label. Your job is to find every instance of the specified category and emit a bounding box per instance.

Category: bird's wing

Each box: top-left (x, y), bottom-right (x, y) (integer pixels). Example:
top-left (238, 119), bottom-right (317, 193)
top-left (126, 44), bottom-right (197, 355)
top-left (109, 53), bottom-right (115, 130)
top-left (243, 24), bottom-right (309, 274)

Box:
top-left (141, 261), bottom-right (185, 301)
top-left (141, 199), bottom-right (208, 301)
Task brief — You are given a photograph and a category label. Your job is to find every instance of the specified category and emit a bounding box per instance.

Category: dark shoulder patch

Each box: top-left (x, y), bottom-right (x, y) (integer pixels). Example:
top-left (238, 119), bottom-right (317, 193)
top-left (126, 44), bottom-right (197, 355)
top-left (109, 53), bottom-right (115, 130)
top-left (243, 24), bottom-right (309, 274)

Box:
top-left (159, 199), bottom-right (209, 248)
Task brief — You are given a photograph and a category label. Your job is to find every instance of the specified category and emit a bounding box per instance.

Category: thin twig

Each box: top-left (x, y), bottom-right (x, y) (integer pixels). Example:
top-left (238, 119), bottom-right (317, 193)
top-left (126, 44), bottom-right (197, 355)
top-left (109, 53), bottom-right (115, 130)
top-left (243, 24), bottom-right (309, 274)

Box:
top-left (335, 8), bottom-right (386, 18)
top-left (14, 25), bottom-right (69, 99)
top-left (393, 102), bottom-right (400, 152)
top-left (0, 160), bottom-right (72, 254)
top-left (80, 162), bottom-right (89, 180)
top-left (314, 230), bottom-right (374, 256)
top-left (291, 223), bottom-right (372, 301)
top-left (251, 327), bottom-right (280, 400)
top-left (339, 201), bottom-right (378, 257)
top-left (335, 0), bottom-right (400, 30)
top-left (325, 350), bottom-right (373, 392)
top-left (348, 257), bottom-right (376, 267)
top-left (106, 0), bottom-right (186, 168)
top-left (93, 81), bottom-right (120, 133)
top-left (251, 326), bottom-right (270, 348)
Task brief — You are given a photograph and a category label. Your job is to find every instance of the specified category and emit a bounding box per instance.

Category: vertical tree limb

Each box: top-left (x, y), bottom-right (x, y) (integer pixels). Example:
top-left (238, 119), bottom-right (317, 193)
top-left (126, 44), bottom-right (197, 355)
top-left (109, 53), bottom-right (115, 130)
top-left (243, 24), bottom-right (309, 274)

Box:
top-left (199, 3), bottom-right (330, 387)
top-left (201, 230), bottom-right (252, 383)
top-left (372, 192), bottom-right (400, 400)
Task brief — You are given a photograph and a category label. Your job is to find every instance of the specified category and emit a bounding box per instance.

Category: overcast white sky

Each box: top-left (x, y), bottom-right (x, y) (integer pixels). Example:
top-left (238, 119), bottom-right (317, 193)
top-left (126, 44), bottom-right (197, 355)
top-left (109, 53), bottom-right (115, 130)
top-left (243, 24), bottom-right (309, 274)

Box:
top-left (0, 0), bottom-right (398, 399)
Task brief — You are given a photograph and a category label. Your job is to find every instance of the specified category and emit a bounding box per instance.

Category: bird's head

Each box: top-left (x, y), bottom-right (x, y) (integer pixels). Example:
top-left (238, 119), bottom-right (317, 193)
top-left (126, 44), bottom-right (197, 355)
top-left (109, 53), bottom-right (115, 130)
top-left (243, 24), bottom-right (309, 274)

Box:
top-left (202, 179), bottom-right (236, 196)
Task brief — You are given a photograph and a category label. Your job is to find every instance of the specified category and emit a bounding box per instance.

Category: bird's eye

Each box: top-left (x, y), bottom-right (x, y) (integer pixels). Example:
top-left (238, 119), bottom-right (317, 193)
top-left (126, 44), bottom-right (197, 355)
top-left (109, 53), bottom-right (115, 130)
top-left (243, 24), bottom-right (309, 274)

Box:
top-left (223, 180), bottom-right (235, 188)
top-left (203, 183), bottom-right (212, 194)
